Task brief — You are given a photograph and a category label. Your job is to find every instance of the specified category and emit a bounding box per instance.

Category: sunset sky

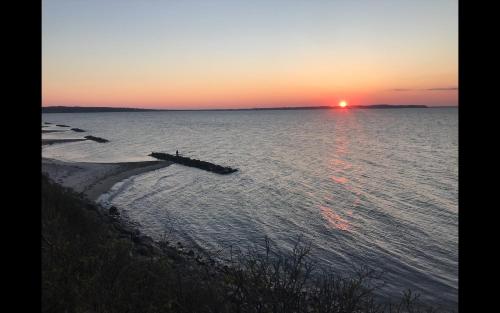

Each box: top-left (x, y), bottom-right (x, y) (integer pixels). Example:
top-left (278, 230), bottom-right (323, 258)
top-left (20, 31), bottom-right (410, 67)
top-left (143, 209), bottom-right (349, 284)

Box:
top-left (42, 0), bottom-right (458, 109)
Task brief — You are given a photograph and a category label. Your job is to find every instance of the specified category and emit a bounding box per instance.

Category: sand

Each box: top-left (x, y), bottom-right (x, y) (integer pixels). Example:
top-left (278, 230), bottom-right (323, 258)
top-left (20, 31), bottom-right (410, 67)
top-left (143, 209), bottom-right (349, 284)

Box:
top-left (42, 158), bottom-right (172, 201)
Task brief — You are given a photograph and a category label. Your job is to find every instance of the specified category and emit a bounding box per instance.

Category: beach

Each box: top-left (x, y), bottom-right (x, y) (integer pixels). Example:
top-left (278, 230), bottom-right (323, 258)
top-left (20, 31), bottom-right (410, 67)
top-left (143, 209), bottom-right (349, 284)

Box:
top-left (41, 122), bottom-right (172, 202)
top-left (42, 157), bottom-right (172, 201)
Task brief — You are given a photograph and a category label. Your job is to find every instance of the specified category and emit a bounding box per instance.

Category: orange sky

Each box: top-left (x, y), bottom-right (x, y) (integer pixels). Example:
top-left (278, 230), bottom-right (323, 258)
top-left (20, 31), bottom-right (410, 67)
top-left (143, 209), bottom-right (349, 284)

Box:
top-left (42, 1), bottom-right (458, 109)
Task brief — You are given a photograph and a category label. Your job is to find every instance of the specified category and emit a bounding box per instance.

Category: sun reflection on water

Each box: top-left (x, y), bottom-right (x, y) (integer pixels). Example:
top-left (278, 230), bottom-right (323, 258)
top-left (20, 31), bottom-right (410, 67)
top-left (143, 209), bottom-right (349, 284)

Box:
top-left (320, 111), bottom-right (362, 232)
top-left (331, 175), bottom-right (348, 184)
top-left (320, 206), bottom-right (351, 231)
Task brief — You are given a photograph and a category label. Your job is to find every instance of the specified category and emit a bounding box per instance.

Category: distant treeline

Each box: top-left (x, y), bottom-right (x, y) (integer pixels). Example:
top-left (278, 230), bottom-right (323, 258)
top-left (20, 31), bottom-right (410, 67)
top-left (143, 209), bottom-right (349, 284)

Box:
top-left (249, 104), bottom-right (428, 110)
top-left (357, 104), bottom-right (428, 109)
top-left (42, 106), bottom-right (157, 113)
top-left (42, 105), bottom-right (428, 113)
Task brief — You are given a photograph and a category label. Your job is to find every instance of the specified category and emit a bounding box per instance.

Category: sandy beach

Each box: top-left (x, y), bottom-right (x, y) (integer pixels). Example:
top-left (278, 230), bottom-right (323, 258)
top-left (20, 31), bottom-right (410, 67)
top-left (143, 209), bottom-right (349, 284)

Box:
top-left (42, 157), bottom-right (172, 201)
top-left (41, 123), bottom-right (172, 202)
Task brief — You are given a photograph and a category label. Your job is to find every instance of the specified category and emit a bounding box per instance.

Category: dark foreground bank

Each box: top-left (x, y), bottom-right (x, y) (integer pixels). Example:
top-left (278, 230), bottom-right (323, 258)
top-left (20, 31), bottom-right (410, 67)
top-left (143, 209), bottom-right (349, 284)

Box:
top-left (42, 174), bottom-right (448, 313)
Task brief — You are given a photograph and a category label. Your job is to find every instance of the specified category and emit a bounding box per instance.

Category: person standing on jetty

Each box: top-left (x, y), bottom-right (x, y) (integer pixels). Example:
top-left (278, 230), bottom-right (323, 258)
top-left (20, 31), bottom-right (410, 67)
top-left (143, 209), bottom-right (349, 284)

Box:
top-left (176, 150), bottom-right (179, 157)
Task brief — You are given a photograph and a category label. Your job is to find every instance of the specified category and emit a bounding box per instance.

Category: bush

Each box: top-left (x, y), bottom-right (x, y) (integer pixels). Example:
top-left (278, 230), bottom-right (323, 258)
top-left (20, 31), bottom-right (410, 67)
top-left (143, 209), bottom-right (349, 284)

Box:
top-left (42, 174), bottom-right (448, 313)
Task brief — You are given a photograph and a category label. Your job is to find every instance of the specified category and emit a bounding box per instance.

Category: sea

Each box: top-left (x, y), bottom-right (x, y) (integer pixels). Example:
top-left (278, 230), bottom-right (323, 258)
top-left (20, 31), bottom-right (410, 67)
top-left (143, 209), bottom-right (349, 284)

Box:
top-left (42, 108), bottom-right (458, 310)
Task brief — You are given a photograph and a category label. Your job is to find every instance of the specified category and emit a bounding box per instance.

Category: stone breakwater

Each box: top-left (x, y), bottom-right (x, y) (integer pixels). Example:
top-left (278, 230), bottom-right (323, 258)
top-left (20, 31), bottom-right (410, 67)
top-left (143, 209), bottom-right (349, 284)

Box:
top-left (42, 122), bottom-right (108, 143)
top-left (149, 152), bottom-right (238, 175)
top-left (84, 135), bottom-right (109, 143)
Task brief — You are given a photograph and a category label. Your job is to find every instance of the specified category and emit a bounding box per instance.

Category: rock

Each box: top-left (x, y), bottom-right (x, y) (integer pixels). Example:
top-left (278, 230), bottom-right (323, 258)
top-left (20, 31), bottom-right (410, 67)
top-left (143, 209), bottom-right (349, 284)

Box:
top-left (113, 222), bottom-right (135, 236)
top-left (133, 236), bottom-right (162, 257)
top-left (131, 231), bottom-right (143, 243)
top-left (84, 135), bottom-right (109, 143)
top-left (187, 250), bottom-right (195, 257)
top-left (109, 206), bottom-right (119, 216)
top-left (136, 235), bottom-right (154, 245)
top-left (165, 247), bottom-right (182, 261)
top-left (86, 203), bottom-right (98, 211)
top-left (136, 245), bottom-right (152, 256)
top-left (149, 152), bottom-right (238, 175)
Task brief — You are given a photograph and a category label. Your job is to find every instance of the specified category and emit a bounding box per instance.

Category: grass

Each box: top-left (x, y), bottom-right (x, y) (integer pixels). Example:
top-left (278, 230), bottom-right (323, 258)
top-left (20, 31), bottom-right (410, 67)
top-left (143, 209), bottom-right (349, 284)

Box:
top-left (42, 174), bottom-right (449, 313)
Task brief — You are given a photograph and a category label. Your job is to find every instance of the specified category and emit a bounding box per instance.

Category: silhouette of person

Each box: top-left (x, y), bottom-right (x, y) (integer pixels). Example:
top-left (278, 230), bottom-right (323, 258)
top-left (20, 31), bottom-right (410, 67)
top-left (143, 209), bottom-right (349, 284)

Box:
top-left (176, 150), bottom-right (179, 157)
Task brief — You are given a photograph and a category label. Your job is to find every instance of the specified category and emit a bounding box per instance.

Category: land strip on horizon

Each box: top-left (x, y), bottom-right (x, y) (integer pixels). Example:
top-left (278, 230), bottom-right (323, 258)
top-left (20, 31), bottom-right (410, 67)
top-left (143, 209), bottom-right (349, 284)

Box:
top-left (40, 104), bottom-right (449, 113)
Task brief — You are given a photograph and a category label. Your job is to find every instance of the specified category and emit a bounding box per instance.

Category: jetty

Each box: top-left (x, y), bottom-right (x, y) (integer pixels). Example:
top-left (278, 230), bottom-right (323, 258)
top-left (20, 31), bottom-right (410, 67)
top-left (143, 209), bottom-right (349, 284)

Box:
top-left (85, 135), bottom-right (109, 143)
top-left (149, 152), bottom-right (238, 175)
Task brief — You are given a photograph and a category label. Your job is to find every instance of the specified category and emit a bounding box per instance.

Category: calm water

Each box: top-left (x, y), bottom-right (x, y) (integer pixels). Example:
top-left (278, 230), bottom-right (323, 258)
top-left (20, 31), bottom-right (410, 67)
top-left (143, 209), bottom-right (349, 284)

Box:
top-left (42, 108), bottom-right (458, 309)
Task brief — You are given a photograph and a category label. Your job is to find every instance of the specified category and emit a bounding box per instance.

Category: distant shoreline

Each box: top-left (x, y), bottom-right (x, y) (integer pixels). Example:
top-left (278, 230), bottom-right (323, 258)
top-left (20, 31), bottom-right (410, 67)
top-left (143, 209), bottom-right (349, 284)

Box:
top-left (40, 104), bottom-right (457, 113)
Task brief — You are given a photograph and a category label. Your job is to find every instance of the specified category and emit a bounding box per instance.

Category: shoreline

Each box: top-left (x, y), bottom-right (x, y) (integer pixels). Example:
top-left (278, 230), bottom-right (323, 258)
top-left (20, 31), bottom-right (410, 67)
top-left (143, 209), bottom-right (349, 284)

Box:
top-left (41, 157), bottom-right (209, 265)
top-left (42, 156), bottom-right (212, 261)
top-left (42, 157), bottom-right (172, 202)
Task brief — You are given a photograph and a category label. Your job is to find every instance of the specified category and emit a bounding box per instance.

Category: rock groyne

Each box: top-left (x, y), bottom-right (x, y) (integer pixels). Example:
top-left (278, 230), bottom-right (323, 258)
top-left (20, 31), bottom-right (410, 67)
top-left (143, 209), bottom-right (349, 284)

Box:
top-left (85, 135), bottom-right (109, 143)
top-left (149, 152), bottom-right (238, 175)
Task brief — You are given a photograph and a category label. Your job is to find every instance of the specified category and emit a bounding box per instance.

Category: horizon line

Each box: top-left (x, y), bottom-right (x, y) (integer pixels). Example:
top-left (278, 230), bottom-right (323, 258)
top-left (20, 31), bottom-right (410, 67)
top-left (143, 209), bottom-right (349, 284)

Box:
top-left (41, 104), bottom-right (458, 111)
top-left (41, 104), bottom-right (459, 113)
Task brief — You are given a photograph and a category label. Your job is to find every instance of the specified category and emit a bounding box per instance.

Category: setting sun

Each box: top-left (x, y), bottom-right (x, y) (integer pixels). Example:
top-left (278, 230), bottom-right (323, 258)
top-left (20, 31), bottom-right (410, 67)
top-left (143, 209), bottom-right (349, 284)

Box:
top-left (339, 101), bottom-right (348, 108)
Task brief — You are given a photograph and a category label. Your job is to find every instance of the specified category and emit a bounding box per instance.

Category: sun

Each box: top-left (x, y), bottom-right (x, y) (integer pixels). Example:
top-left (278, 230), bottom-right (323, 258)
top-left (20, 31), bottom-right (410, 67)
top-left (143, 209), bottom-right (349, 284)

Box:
top-left (339, 100), bottom-right (348, 108)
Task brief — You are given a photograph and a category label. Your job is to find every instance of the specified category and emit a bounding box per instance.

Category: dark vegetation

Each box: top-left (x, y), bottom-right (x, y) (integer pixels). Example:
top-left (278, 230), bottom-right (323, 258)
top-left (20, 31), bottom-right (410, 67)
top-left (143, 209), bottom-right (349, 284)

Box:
top-left (150, 152), bottom-right (238, 174)
top-left (71, 128), bottom-right (86, 132)
top-left (361, 104), bottom-right (427, 109)
top-left (84, 135), bottom-right (109, 143)
top-left (42, 174), bottom-right (447, 313)
top-left (247, 105), bottom-right (428, 110)
top-left (42, 106), bottom-right (157, 113)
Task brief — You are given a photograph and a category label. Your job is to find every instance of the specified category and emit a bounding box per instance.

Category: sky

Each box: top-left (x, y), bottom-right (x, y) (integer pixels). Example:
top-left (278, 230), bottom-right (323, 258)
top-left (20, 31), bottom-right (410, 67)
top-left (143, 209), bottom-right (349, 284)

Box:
top-left (42, 0), bottom-right (458, 109)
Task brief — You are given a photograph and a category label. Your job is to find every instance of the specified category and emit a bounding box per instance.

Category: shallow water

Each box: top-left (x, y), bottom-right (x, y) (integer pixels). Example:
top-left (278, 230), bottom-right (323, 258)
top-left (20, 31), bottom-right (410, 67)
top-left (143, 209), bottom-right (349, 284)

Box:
top-left (42, 108), bottom-right (458, 309)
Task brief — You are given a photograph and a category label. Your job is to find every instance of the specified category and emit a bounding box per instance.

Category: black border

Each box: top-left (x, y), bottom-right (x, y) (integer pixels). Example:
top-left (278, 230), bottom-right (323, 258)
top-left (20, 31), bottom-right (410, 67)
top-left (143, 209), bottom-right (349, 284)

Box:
top-left (458, 0), bottom-right (490, 311)
top-left (5, 0), bottom-right (41, 311)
